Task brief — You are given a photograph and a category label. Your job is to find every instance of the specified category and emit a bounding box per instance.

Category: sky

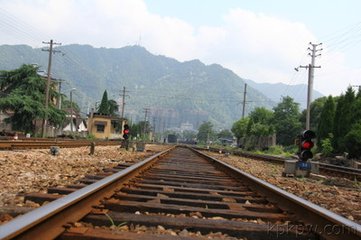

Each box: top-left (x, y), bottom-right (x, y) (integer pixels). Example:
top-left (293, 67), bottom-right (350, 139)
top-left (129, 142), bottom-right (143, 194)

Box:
top-left (0, 0), bottom-right (361, 97)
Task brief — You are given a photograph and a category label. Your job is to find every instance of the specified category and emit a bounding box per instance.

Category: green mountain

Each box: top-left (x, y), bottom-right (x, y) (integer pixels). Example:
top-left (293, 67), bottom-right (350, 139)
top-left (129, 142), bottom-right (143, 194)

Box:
top-left (245, 79), bottom-right (324, 109)
top-left (0, 44), bottom-right (275, 130)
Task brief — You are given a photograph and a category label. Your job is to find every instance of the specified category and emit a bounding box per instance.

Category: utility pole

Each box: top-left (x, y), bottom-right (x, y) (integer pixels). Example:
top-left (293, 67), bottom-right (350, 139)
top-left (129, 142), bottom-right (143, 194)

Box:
top-left (152, 116), bottom-right (156, 141)
top-left (54, 79), bottom-right (65, 110)
top-left (242, 83), bottom-right (247, 118)
top-left (119, 86), bottom-right (130, 119)
top-left (295, 42), bottom-right (322, 130)
top-left (143, 108), bottom-right (150, 139)
top-left (70, 88), bottom-right (76, 133)
top-left (41, 39), bottom-right (62, 138)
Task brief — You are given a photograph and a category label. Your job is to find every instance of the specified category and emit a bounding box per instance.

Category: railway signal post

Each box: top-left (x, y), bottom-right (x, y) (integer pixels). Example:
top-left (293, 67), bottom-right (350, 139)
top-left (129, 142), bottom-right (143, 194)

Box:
top-left (283, 130), bottom-right (319, 177)
top-left (122, 123), bottom-right (130, 150)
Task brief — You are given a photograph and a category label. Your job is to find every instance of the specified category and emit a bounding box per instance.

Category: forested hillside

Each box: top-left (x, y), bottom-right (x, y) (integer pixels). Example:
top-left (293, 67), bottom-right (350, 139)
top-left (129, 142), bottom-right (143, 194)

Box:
top-left (0, 44), bottom-right (275, 129)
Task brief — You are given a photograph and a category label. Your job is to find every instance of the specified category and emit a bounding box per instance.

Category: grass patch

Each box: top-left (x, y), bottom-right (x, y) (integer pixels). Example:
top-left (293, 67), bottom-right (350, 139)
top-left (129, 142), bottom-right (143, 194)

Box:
top-left (104, 213), bottom-right (127, 227)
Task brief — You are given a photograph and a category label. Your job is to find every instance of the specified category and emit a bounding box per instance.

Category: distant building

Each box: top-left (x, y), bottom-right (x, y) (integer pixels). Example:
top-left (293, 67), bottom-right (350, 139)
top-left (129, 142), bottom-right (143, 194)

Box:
top-left (63, 119), bottom-right (87, 134)
top-left (87, 113), bottom-right (122, 139)
top-left (180, 122), bottom-right (193, 132)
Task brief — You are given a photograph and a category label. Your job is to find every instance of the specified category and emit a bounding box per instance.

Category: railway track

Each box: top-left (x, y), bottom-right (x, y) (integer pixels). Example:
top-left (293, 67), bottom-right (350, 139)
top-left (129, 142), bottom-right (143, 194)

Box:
top-left (0, 146), bottom-right (360, 239)
top-left (199, 146), bottom-right (361, 181)
top-left (0, 139), bottom-right (121, 150)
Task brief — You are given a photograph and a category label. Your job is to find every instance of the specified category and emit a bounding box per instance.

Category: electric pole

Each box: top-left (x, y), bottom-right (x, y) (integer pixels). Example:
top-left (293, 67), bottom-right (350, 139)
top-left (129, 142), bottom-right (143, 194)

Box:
top-left (41, 39), bottom-right (62, 137)
top-left (54, 79), bottom-right (65, 110)
top-left (152, 116), bottom-right (156, 141)
top-left (143, 108), bottom-right (150, 139)
top-left (119, 86), bottom-right (130, 119)
top-left (295, 42), bottom-right (322, 130)
top-left (242, 83), bottom-right (247, 118)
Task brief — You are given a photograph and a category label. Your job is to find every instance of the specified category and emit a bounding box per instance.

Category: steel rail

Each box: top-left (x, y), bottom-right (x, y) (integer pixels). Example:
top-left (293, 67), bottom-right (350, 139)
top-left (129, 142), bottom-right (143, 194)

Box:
top-left (1, 145), bottom-right (360, 239)
top-left (0, 147), bottom-right (174, 240)
top-left (195, 146), bottom-right (361, 180)
top-left (0, 139), bottom-right (121, 150)
top-left (190, 147), bottom-right (361, 240)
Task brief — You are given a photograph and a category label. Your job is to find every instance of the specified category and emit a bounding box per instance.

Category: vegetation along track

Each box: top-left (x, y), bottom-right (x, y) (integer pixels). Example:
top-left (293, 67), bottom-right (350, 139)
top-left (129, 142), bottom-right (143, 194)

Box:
top-left (0, 146), bottom-right (360, 239)
top-left (199, 147), bottom-right (361, 181)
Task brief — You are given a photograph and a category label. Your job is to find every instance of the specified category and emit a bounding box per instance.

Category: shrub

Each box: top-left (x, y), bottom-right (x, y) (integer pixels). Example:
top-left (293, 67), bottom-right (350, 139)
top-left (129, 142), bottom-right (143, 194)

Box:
top-left (321, 138), bottom-right (333, 157)
top-left (265, 145), bottom-right (284, 155)
top-left (86, 133), bottom-right (96, 140)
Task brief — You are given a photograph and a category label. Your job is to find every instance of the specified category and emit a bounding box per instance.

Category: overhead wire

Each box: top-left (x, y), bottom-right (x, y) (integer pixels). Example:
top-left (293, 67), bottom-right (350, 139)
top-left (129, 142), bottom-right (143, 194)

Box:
top-left (0, 7), bottom-right (45, 45)
top-left (278, 18), bottom-right (361, 102)
top-left (1, 6), bottom-right (305, 115)
top-left (0, 7), bottom-right (108, 112)
top-left (321, 21), bottom-right (361, 51)
top-left (310, 21), bottom-right (361, 84)
top-left (279, 46), bottom-right (309, 101)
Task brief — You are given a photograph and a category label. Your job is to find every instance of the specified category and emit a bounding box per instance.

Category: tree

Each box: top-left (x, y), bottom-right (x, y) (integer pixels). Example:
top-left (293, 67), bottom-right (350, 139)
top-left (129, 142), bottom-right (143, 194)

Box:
top-left (98, 90), bottom-right (110, 115)
top-left (0, 64), bottom-right (65, 133)
top-left (217, 129), bottom-right (233, 139)
top-left (248, 107), bottom-right (274, 136)
top-left (130, 120), bottom-right (151, 140)
top-left (357, 87), bottom-right (361, 99)
top-left (130, 121), bottom-right (141, 139)
top-left (197, 121), bottom-right (215, 144)
top-left (249, 107), bottom-right (273, 124)
top-left (343, 89), bottom-right (361, 157)
top-left (182, 130), bottom-right (197, 141)
top-left (299, 96), bottom-right (327, 131)
top-left (272, 96), bottom-right (302, 146)
top-left (333, 87), bottom-right (355, 152)
top-left (345, 121), bottom-right (361, 158)
top-left (97, 90), bottom-right (119, 116)
top-left (231, 117), bottom-right (249, 143)
top-left (62, 99), bottom-right (80, 114)
top-left (250, 123), bottom-right (272, 137)
top-left (351, 93), bottom-right (361, 130)
top-left (317, 96), bottom-right (335, 148)
top-left (108, 99), bottom-right (118, 115)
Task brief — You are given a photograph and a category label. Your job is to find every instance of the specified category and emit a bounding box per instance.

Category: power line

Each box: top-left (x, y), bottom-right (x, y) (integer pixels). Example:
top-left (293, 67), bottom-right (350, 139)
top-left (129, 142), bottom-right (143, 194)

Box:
top-left (0, 7), bottom-right (47, 44)
top-left (294, 42), bottom-right (322, 130)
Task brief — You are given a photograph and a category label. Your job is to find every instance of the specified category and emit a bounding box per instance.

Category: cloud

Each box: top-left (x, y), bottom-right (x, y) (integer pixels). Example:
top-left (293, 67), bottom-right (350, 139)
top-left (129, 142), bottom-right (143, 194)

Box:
top-left (0, 0), bottom-right (357, 96)
top-left (317, 49), bottom-right (361, 96)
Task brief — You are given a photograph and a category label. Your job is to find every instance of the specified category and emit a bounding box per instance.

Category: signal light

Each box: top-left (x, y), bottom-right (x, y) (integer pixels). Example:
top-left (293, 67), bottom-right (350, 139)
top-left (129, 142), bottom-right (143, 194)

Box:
top-left (298, 130), bottom-right (316, 161)
top-left (123, 124), bottom-right (130, 140)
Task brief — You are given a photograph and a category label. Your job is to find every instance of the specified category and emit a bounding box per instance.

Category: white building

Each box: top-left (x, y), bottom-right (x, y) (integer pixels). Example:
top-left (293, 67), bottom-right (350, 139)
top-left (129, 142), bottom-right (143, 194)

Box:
top-left (180, 122), bottom-right (193, 132)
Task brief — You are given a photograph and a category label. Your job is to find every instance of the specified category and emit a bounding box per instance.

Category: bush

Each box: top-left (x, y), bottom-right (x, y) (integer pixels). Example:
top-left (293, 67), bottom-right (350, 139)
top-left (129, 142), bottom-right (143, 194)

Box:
top-left (321, 138), bottom-right (333, 157)
top-left (86, 133), bottom-right (96, 140)
top-left (265, 145), bottom-right (284, 155)
top-left (283, 144), bottom-right (297, 151)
